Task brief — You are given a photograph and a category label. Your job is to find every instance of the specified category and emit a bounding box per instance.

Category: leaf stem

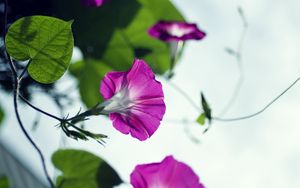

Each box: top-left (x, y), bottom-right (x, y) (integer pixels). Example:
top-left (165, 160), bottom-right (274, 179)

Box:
top-left (4, 1), bottom-right (54, 187)
top-left (167, 79), bottom-right (202, 112)
top-left (6, 48), bottom-right (55, 188)
top-left (166, 73), bottom-right (300, 123)
top-left (213, 75), bottom-right (300, 122)
top-left (217, 6), bottom-right (248, 116)
top-left (18, 60), bottom-right (32, 80)
top-left (19, 94), bottom-right (63, 122)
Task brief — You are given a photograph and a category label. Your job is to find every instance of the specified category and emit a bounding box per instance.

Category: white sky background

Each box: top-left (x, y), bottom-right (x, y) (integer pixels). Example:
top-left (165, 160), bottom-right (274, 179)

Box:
top-left (1, 0), bottom-right (300, 187)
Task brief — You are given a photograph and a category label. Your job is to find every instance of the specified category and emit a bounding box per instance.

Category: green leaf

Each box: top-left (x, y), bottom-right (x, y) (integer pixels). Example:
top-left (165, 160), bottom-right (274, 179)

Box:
top-left (50, 0), bottom-right (184, 107)
top-left (5, 16), bottom-right (74, 84)
top-left (196, 113), bottom-right (206, 125)
top-left (0, 104), bottom-right (4, 126)
top-left (52, 149), bottom-right (122, 188)
top-left (69, 60), bottom-right (112, 107)
top-left (201, 92), bottom-right (212, 124)
top-left (0, 176), bottom-right (9, 188)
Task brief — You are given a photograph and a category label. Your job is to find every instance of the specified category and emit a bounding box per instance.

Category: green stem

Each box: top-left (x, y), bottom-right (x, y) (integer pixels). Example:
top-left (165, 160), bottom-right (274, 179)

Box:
top-left (213, 75), bottom-right (300, 122)
top-left (4, 1), bottom-right (54, 187)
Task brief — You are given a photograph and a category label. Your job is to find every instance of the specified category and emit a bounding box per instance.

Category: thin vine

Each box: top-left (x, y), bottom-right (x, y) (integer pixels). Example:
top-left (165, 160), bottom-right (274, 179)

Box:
top-left (3, 0), bottom-right (54, 187)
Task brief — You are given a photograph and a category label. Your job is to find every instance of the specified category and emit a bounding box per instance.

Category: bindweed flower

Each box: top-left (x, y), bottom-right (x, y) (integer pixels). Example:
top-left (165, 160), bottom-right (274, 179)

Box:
top-left (130, 155), bottom-right (205, 188)
top-left (148, 21), bottom-right (206, 42)
top-left (148, 21), bottom-right (206, 78)
top-left (81, 0), bottom-right (109, 7)
top-left (99, 59), bottom-right (166, 141)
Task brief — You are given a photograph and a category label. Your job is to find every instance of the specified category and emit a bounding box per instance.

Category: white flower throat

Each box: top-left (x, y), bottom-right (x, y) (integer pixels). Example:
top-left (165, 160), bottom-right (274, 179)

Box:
top-left (168, 25), bottom-right (191, 37)
top-left (101, 88), bottom-right (134, 114)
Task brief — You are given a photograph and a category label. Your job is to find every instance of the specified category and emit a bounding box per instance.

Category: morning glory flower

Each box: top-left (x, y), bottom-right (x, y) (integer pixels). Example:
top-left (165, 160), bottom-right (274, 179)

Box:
top-left (81, 0), bottom-right (109, 7)
top-left (130, 155), bottom-right (205, 188)
top-left (148, 21), bottom-right (206, 78)
top-left (148, 21), bottom-right (206, 42)
top-left (99, 59), bottom-right (166, 141)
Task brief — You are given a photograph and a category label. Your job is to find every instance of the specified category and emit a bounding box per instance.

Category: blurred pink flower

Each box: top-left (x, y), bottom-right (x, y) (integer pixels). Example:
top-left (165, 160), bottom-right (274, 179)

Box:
top-left (148, 21), bottom-right (206, 42)
top-left (99, 59), bottom-right (166, 141)
top-left (81, 0), bottom-right (109, 7)
top-left (130, 155), bottom-right (205, 188)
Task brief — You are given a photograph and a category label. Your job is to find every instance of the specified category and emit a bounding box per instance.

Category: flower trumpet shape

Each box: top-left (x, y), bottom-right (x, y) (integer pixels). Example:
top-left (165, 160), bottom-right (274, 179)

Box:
top-left (148, 21), bottom-right (206, 42)
top-left (81, 0), bottom-right (109, 7)
top-left (130, 155), bottom-right (205, 188)
top-left (99, 59), bottom-right (166, 141)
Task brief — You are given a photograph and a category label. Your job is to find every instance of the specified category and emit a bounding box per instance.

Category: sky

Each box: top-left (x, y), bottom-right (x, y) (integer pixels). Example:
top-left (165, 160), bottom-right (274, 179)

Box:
top-left (1, 0), bottom-right (300, 187)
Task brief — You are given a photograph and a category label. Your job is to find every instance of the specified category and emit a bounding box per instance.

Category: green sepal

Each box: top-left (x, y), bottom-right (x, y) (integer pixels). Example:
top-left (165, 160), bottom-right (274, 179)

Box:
top-left (196, 113), bottom-right (206, 125)
top-left (201, 92), bottom-right (212, 124)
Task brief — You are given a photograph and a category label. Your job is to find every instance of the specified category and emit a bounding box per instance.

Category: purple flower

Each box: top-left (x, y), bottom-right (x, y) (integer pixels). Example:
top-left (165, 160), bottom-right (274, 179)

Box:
top-left (130, 155), bottom-right (205, 188)
top-left (81, 0), bottom-right (109, 7)
top-left (99, 59), bottom-right (166, 141)
top-left (148, 21), bottom-right (206, 42)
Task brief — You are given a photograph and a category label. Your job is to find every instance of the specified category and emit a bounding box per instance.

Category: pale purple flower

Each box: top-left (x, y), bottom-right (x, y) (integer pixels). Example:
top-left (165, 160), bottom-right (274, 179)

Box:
top-left (130, 155), bottom-right (205, 188)
top-left (99, 59), bottom-right (166, 141)
top-left (81, 0), bottom-right (109, 7)
top-left (148, 21), bottom-right (206, 42)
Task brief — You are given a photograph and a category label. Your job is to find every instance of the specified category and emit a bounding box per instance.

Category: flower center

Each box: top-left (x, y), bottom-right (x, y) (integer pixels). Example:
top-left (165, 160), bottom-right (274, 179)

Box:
top-left (168, 25), bottom-right (191, 37)
top-left (102, 89), bottom-right (134, 113)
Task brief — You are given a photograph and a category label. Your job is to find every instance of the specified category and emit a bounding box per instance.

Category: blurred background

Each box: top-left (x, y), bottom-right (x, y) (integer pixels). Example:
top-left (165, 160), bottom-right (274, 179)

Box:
top-left (1, 0), bottom-right (300, 187)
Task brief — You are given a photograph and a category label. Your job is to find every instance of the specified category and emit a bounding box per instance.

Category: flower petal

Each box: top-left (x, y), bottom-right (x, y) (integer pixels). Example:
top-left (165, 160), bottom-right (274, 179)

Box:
top-left (132, 98), bottom-right (166, 120)
top-left (148, 21), bottom-right (206, 42)
top-left (81, 0), bottom-right (108, 7)
top-left (100, 59), bottom-right (166, 141)
top-left (109, 113), bottom-right (131, 135)
top-left (130, 156), bottom-right (205, 188)
top-left (100, 71), bottom-right (126, 100)
top-left (109, 110), bottom-right (161, 141)
top-left (126, 59), bottom-right (164, 101)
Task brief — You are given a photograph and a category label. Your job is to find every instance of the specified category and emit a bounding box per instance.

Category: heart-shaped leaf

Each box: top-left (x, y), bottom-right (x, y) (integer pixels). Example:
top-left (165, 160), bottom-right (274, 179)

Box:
top-left (52, 149), bottom-right (122, 188)
top-left (5, 16), bottom-right (74, 84)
